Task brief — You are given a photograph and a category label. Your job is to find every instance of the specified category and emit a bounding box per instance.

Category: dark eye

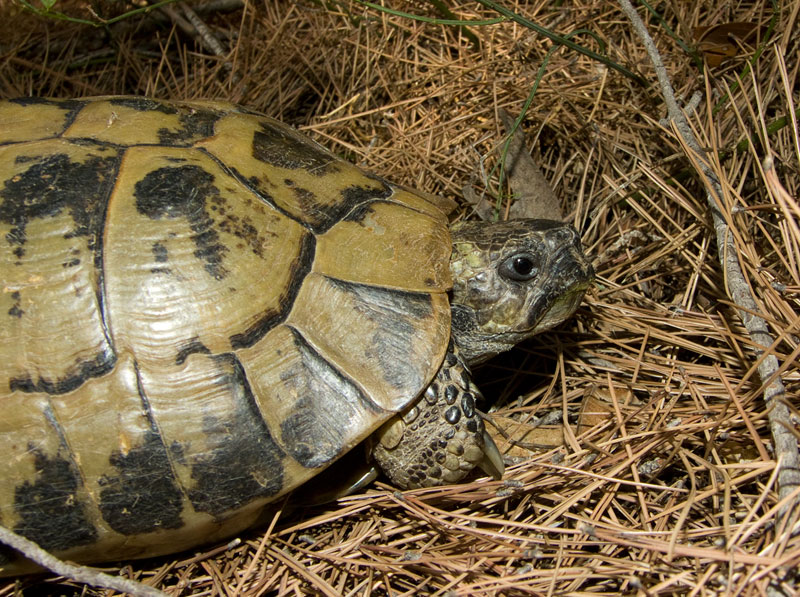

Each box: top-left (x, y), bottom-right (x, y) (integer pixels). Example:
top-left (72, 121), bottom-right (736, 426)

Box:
top-left (499, 253), bottom-right (539, 281)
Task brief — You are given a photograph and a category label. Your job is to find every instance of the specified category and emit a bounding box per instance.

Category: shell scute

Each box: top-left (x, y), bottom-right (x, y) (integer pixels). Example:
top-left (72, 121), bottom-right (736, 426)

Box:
top-left (198, 112), bottom-right (392, 232)
top-left (43, 353), bottom-right (185, 540)
top-left (236, 324), bottom-right (379, 474)
top-left (0, 139), bottom-right (118, 397)
top-left (314, 200), bottom-right (451, 292)
top-left (97, 427), bottom-right (186, 535)
top-left (0, 393), bottom-right (98, 555)
top-left (286, 273), bottom-right (450, 411)
top-left (129, 349), bottom-right (287, 531)
top-left (63, 98), bottom-right (225, 147)
top-left (14, 446), bottom-right (97, 550)
top-left (104, 145), bottom-right (311, 367)
top-left (0, 97), bottom-right (81, 145)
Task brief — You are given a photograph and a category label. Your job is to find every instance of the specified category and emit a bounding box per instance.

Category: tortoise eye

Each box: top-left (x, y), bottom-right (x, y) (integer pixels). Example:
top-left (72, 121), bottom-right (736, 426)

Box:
top-left (499, 253), bottom-right (539, 281)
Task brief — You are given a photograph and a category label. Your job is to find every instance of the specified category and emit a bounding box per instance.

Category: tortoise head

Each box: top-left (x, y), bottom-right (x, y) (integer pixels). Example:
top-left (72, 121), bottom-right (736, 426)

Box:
top-left (449, 219), bottom-right (593, 365)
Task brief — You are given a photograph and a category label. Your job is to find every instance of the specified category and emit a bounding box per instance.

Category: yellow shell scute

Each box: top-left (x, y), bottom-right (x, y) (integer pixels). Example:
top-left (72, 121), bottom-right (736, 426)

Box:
top-left (197, 112), bottom-right (387, 231)
top-left (103, 144), bottom-right (309, 368)
top-left (286, 273), bottom-right (451, 412)
top-left (237, 323), bottom-right (384, 473)
top-left (63, 98), bottom-right (220, 146)
top-left (315, 201), bottom-right (452, 292)
top-left (0, 139), bottom-right (119, 396)
top-left (0, 99), bottom-right (76, 144)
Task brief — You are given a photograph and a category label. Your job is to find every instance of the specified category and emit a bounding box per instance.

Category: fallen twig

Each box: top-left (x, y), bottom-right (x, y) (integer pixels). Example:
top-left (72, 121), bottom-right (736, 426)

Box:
top-left (618, 0), bottom-right (800, 525)
top-left (0, 525), bottom-right (166, 597)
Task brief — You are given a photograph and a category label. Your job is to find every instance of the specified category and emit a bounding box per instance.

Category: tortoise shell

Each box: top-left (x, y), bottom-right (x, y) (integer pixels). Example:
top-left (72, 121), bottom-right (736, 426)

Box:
top-left (0, 97), bottom-right (453, 568)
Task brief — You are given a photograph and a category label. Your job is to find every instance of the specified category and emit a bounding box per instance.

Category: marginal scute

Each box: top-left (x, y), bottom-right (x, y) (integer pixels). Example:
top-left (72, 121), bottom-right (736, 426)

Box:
top-left (0, 98), bottom-right (80, 144)
top-left (287, 273), bottom-right (450, 411)
top-left (97, 426), bottom-right (185, 536)
top-left (45, 354), bottom-right (185, 540)
top-left (136, 351), bottom-right (287, 517)
top-left (237, 325), bottom-right (383, 471)
top-left (251, 121), bottom-right (339, 173)
top-left (63, 98), bottom-right (223, 147)
top-left (0, 396), bottom-right (98, 555)
top-left (314, 200), bottom-right (451, 292)
top-left (183, 354), bottom-right (286, 516)
top-left (14, 447), bottom-right (98, 552)
top-left (198, 113), bottom-right (390, 232)
top-left (380, 185), bottom-right (457, 220)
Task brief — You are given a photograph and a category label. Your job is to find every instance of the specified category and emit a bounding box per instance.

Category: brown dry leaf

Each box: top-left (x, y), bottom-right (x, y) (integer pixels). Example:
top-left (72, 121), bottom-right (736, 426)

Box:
top-left (501, 108), bottom-right (564, 221)
top-left (490, 387), bottom-right (620, 459)
top-left (491, 414), bottom-right (564, 458)
top-left (577, 387), bottom-right (622, 433)
top-left (694, 22), bottom-right (767, 66)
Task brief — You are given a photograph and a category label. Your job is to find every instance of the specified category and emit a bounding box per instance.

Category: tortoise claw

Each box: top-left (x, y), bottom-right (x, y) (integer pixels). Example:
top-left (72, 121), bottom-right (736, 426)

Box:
top-left (295, 458), bottom-right (379, 505)
top-left (477, 429), bottom-right (505, 480)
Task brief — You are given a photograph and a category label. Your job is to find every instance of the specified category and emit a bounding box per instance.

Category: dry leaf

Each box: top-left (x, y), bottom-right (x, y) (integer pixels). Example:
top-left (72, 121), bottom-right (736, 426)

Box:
top-left (694, 22), bottom-right (767, 67)
top-left (577, 391), bottom-right (618, 433)
top-left (491, 414), bottom-right (564, 459)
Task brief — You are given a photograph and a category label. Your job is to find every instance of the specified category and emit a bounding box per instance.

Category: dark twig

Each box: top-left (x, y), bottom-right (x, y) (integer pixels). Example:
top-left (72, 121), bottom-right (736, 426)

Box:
top-left (159, 1), bottom-right (235, 78)
top-left (178, 1), bottom-right (228, 60)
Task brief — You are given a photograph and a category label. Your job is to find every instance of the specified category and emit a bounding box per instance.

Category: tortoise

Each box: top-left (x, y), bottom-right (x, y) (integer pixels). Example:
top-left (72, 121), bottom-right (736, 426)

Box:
top-left (0, 96), bottom-right (592, 574)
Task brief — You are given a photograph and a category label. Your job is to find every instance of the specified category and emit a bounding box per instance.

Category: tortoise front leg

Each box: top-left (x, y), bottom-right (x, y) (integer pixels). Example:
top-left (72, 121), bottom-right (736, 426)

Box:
top-left (370, 344), bottom-right (504, 488)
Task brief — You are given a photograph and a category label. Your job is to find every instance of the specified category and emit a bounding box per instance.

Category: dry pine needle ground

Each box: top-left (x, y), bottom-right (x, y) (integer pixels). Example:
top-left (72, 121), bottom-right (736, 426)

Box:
top-left (0, 0), bottom-right (799, 595)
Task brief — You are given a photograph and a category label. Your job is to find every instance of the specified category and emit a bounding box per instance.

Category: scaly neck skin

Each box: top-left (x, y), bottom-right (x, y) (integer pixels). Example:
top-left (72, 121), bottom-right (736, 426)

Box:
top-left (448, 218), bottom-right (594, 366)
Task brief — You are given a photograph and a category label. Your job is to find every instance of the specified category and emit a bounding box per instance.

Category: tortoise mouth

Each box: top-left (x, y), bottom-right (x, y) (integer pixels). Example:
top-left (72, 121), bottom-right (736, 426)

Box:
top-left (521, 245), bottom-right (594, 333)
top-left (527, 277), bottom-right (593, 333)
